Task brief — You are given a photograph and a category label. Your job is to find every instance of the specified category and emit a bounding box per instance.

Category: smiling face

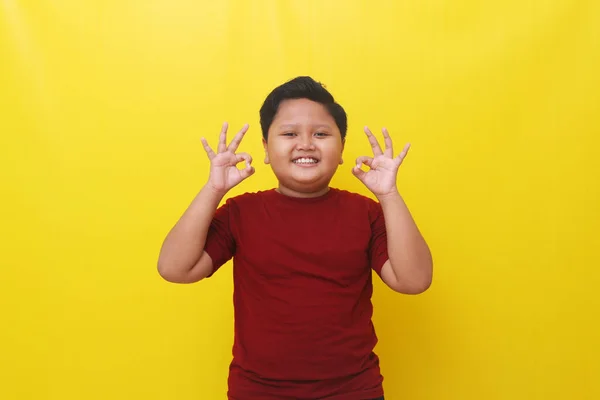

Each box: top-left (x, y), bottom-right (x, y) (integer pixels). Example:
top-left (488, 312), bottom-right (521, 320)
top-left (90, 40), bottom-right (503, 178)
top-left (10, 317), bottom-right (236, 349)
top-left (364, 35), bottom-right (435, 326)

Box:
top-left (263, 98), bottom-right (345, 198)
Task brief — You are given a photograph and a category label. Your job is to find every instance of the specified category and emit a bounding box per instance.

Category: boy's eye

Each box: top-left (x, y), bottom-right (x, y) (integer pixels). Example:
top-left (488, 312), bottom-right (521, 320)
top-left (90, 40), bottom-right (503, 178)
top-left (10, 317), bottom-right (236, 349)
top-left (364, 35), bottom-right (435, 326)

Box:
top-left (281, 132), bottom-right (329, 137)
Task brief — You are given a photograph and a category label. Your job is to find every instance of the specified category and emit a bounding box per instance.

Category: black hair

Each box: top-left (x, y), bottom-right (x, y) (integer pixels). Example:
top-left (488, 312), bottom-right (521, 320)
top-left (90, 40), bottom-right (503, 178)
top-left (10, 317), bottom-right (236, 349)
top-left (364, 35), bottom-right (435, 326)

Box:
top-left (259, 76), bottom-right (347, 141)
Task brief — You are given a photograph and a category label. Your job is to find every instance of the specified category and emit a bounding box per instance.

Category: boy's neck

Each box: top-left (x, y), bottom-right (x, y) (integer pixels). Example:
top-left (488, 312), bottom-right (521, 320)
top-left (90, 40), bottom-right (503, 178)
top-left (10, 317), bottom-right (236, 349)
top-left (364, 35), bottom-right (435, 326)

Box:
top-left (276, 185), bottom-right (331, 199)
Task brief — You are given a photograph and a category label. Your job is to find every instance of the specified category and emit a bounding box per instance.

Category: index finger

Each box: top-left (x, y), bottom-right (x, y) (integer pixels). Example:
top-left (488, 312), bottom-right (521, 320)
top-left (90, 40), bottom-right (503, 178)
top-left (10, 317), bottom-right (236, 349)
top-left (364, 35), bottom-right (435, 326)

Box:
top-left (227, 124), bottom-right (250, 153)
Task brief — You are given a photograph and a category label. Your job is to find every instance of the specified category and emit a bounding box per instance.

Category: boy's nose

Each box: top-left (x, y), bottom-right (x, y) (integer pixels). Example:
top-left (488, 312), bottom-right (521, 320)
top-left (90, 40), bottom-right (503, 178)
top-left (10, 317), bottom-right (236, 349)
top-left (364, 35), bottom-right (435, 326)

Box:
top-left (297, 135), bottom-right (315, 150)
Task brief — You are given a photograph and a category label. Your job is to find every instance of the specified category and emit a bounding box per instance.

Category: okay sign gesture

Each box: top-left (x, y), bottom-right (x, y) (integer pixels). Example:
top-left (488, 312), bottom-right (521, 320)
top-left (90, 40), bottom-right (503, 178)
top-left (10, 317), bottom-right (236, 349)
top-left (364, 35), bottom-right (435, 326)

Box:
top-left (201, 122), bottom-right (255, 195)
top-left (352, 127), bottom-right (410, 198)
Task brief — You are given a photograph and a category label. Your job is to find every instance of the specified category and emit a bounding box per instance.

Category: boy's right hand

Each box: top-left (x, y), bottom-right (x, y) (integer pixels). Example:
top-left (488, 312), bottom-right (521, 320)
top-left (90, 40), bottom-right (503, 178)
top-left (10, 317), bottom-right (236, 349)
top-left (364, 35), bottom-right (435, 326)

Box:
top-left (201, 122), bottom-right (254, 195)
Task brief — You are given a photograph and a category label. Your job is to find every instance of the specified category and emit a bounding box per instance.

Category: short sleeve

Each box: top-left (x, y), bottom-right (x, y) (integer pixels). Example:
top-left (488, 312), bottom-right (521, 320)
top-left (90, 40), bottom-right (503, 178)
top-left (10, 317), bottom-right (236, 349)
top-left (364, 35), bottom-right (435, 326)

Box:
top-left (204, 199), bottom-right (236, 277)
top-left (368, 201), bottom-right (389, 276)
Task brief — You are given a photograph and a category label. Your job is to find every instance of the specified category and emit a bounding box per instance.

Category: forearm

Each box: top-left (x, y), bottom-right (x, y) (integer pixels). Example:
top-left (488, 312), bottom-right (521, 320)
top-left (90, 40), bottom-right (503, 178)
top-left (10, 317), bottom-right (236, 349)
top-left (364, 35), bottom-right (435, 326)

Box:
top-left (378, 190), bottom-right (433, 291)
top-left (157, 185), bottom-right (224, 277)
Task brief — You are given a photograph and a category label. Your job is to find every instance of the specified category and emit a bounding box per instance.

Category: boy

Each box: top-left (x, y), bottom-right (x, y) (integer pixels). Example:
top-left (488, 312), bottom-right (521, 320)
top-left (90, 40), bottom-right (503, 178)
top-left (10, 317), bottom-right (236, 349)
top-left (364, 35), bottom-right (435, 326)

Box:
top-left (157, 76), bottom-right (433, 399)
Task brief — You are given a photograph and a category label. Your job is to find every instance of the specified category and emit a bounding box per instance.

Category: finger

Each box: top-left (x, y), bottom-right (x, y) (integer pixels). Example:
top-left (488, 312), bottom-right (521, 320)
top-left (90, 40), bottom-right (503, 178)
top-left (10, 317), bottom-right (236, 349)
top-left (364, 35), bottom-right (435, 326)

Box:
top-left (235, 152), bottom-right (253, 169)
top-left (218, 122), bottom-right (228, 153)
top-left (354, 156), bottom-right (373, 171)
top-left (239, 164), bottom-right (255, 180)
top-left (227, 123), bottom-right (249, 153)
top-left (364, 126), bottom-right (383, 156)
top-left (201, 137), bottom-right (216, 160)
top-left (236, 152), bottom-right (255, 179)
top-left (352, 163), bottom-right (367, 181)
top-left (382, 127), bottom-right (394, 158)
top-left (395, 143), bottom-right (411, 166)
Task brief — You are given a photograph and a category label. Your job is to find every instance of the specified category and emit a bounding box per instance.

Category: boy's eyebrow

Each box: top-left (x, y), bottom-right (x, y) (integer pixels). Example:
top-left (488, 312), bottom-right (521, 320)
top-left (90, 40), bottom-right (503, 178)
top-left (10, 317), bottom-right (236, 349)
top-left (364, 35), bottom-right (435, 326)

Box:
top-left (278, 123), bottom-right (333, 130)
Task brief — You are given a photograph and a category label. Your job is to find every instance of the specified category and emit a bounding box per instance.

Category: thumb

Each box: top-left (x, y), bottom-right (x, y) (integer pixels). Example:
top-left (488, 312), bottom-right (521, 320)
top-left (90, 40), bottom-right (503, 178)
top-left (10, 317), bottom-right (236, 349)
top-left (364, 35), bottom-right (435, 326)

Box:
top-left (236, 152), bottom-right (255, 180)
top-left (352, 165), bottom-right (367, 181)
top-left (352, 156), bottom-right (372, 182)
top-left (239, 165), bottom-right (255, 180)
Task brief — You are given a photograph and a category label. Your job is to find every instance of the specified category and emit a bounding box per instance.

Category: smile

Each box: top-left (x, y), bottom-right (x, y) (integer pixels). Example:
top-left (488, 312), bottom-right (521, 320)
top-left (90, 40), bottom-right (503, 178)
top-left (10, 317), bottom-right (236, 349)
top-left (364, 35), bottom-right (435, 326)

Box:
top-left (292, 157), bottom-right (319, 165)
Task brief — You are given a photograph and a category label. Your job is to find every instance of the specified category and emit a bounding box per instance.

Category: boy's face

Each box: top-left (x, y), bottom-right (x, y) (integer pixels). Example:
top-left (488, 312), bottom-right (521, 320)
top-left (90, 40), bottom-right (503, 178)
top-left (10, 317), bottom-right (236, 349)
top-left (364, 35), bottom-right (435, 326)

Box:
top-left (263, 98), bottom-right (344, 197)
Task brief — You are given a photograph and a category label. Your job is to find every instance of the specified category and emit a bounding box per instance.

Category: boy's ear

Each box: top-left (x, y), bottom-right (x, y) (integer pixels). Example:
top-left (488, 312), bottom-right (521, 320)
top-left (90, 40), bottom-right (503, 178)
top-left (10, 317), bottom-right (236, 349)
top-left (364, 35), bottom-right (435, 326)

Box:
top-left (339, 138), bottom-right (345, 164)
top-left (262, 138), bottom-right (270, 164)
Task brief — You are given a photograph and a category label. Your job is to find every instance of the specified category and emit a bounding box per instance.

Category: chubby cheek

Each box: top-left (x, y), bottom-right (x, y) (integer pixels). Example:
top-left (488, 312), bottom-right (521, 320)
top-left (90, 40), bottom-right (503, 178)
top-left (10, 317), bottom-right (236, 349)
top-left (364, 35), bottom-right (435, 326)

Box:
top-left (321, 148), bottom-right (343, 166)
top-left (267, 147), bottom-right (292, 168)
top-left (271, 148), bottom-right (291, 164)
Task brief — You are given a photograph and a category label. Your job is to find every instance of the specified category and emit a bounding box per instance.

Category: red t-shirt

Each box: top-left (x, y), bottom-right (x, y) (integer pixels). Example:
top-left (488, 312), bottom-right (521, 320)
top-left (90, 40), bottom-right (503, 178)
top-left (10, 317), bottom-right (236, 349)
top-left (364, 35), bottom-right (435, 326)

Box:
top-left (204, 188), bottom-right (389, 399)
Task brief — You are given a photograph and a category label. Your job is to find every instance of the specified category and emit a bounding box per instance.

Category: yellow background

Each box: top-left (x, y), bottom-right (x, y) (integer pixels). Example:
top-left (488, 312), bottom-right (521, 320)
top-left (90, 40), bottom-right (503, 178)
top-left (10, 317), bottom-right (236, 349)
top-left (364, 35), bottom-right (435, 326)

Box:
top-left (1, 1), bottom-right (599, 399)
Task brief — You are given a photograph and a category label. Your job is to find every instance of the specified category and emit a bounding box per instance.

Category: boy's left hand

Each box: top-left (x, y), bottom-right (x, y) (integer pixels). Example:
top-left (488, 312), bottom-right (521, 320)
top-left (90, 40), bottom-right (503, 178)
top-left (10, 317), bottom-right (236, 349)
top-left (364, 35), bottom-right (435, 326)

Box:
top-left (352, 126), bottom-right (410, 198)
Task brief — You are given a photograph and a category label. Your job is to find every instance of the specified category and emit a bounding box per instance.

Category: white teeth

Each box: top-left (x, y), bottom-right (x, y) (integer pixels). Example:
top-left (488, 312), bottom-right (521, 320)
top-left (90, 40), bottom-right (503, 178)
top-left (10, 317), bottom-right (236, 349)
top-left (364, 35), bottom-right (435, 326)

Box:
top-left (293, 157), bottom-right (318, 164)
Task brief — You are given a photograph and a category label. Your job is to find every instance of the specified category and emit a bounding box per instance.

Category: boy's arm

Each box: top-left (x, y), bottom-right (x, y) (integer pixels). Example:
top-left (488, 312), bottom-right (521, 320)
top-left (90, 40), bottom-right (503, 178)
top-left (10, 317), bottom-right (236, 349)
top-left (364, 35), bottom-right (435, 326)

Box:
top-left (353, 126), bottom-right (432, 294)
top-left (378, 191), bottom-right (433, 294)
top-left (157, 122), bottom-right (254, 284)
top-left (157, 185), bottom-right (223, 283)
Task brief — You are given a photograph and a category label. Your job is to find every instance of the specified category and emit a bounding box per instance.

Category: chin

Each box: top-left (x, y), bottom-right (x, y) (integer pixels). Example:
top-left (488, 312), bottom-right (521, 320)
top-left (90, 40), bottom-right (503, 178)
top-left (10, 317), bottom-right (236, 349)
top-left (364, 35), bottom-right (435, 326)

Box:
top-left (272, 164), bottom-right (338, 191)
top-left (281, 175), bottom-right (333, 193)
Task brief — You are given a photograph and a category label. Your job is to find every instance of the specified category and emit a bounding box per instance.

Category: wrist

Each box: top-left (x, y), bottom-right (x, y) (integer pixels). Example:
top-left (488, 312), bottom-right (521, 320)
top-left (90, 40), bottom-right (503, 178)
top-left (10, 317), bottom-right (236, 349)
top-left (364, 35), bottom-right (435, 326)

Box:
top-left (202, 183), bottom-right (227, 201)
top-left (376, 188), bottom-right (401, 203)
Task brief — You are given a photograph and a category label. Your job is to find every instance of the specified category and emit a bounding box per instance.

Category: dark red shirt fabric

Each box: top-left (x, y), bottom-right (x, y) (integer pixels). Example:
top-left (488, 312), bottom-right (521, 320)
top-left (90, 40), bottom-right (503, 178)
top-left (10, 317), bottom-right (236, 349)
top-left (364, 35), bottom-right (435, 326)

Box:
top-left (204, 188), bottom-right (389, 399)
